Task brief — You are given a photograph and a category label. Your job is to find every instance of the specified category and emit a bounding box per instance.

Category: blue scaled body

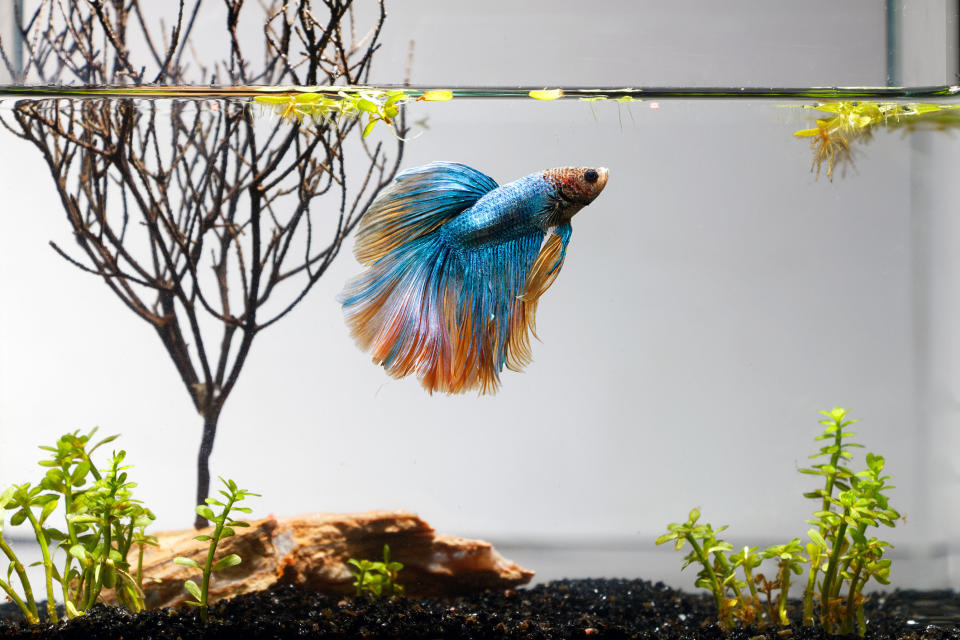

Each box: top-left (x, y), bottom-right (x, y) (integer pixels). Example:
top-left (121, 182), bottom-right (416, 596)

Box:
top-left (442, 173), bottom-right (556, 247)
top-left (340, 161), bottom-right (608, 394)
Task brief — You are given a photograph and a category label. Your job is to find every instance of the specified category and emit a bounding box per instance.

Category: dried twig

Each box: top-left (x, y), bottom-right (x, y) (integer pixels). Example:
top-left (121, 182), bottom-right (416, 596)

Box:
top-left (0, 0), bottom-right (403, 526)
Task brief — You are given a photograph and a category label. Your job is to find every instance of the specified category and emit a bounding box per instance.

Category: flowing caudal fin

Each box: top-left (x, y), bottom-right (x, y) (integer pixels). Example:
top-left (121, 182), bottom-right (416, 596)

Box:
top-left (353, 161), bottom-right (499, 264)
top-left (342, 228), bottom-right (568, 395)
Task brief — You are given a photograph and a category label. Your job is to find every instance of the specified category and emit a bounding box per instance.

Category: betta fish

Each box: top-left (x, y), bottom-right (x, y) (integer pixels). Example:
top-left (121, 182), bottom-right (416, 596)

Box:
top-left (340, 162), bottom-right (609, 394)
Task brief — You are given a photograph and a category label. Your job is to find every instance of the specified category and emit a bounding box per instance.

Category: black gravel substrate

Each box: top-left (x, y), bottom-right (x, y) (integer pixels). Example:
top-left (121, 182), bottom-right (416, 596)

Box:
top-left (1, 579), bottom-right (958, 640)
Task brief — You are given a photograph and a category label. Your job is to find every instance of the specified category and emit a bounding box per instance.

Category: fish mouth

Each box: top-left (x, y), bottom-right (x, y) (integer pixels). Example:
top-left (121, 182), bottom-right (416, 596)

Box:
top-left (594, 167), bottom-right (610, 191)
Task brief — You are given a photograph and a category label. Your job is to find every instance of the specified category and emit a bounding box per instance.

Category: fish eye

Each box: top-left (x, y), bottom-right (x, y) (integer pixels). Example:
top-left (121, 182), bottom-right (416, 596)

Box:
top-left (584, 169), bottom-right (599, 184)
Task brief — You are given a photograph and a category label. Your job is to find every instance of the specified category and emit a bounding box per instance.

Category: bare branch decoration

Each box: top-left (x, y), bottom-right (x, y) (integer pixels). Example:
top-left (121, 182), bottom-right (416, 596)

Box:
top-left (0, 0), bottom-right (404, 526)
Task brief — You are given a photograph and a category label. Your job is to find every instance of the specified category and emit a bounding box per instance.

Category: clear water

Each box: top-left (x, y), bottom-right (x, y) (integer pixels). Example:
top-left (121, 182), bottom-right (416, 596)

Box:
top-left (2, 1), bottom-right (960, 629)
top-left (1, 88), bottom-right (959, 599)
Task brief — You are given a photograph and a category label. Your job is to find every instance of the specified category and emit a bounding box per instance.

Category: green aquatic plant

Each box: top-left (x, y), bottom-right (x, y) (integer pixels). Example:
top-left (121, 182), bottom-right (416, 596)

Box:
top-left (654, 509), bottom-right (742, 630)
top-left (0, 429), bottom-right (155, 623)
top-left (254, 87), bottom-right (459, 137)
top-left (347, 544), bottom-right (404, 597)
top-left (801, 408), bottom-right (899, 635)
top-left (793, 101), bottom-right (960, 180)
top-left (761, 538), bottom-right (805, 626)
top-left (657, 407), bottom-right (898, 636)
top-left (254, 88), bottom-right (407, 138)
top-left (174, 477), bottom-right (259, 624)
top-left (66, 450), bottom-right (155, 615)
top-left (729, 546), bottom-right (765, 626)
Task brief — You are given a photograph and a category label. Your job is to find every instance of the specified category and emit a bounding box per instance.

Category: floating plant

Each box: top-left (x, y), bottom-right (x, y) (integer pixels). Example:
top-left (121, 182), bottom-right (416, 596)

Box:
top-left (254, 87), bottom-right (456, 137)
top-left (529, 89), bottom-right (563, 100)
top-left (254, 89), bottom-right (406, 137)
top-left (793, 101), bottom-right (960, 180)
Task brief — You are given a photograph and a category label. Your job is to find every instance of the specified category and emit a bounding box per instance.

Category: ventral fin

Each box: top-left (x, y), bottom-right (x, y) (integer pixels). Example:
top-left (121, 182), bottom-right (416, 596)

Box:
top-left (354, 162), bottom-right (499, 264)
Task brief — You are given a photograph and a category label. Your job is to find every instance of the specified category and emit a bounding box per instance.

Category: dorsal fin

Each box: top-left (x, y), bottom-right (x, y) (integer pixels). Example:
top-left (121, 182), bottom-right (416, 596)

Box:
top-left (354, 162), bottom-right (499, 264)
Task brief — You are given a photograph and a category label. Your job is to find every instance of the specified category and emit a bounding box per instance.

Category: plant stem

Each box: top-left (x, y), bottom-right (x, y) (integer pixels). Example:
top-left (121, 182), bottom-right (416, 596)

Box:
top-left (836, 522), bottom-right (868, 592)
top-left (741, 565), bottom-right (766, 627)
top-left (199, 492), bottom-right (237, 624)
top-left (137, 542), bottom-right (146, 591)
top-left (804, 415), bottom-right (846, 622)
top-left (0, 536), bottom-right (38, 623)
top-left (777, 565), bottom-right (792, 626)
top-left (24, 509), bottom-right (58, 623)
top-left (856, 597), bottom-right (867, 637)
top-left (84, 503), bottom-right (114, 611)
top-left (713, 551), bottom-right (744, 603)
top-left (801, 546), bottom-right (820, 626)
top-left (842, 563), bottom-right (865, 636)
top-left (0, 577), bottom-right (35, 623)
top-left (685, 535), bottom-right (729, 629)
top-left (59, 479), bottom-right (80, 615)
top-left (819, 521), bottom-right (848, 629)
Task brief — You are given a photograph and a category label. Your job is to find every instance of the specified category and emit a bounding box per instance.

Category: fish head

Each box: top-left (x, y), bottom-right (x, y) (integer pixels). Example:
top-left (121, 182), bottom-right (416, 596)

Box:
top-left (544, 167), bottom-right (609, 215)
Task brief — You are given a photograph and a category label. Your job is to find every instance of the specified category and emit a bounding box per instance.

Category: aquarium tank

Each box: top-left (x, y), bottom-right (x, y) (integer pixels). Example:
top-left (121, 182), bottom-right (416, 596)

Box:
top-left (1, 0), bottom-right (960, 637)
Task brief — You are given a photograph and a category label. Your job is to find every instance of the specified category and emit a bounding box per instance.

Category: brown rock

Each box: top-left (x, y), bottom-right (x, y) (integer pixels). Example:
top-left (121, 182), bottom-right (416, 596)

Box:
top-left (120, 510), bottom-right (533, 609)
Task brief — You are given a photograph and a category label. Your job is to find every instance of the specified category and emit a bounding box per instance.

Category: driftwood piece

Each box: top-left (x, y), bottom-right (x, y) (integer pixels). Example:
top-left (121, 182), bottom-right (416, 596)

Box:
top-left (121, 510), bottom-right (533, 609)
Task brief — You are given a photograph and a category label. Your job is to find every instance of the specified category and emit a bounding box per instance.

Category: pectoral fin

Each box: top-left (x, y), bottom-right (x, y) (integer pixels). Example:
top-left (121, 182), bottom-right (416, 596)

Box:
top-left (505, 224), bottom-right (572, 371)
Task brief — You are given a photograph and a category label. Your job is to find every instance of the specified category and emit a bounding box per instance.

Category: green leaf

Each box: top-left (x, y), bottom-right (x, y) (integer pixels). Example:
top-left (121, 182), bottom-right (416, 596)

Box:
top-left (204, 499), bottom-right (225, 507)
top-left (212, 554), bottom-right (242, 572)
top-left (71, 462), bottom-right (91, 486)
top-left (184, 579), bottom-right (202, 601)
top-left (193, 535), bottom-right (212, 542)
top-left (362, 120), bottom-right (377, 138)
top-left (70, 544), bottom-right (90, 563)
top-left (0, 486), bottom-right (14, 511)
top-left (39, 497), bottom-right (59, 525)
top-left (98, 434), bottom-right (120, 447)
top-left (44, 527), bottom-right (66, 541)
top-left (807, 529), bottom-right (826, 548)
top-left (220, 526), bottom-right (235, 539)
top-left (133, 513), bottom-right (155, 528)
top-left (33, 493), bottom-right (57, 507)
top-left (174, 556), bottom-right (201, 570)
top-left (10, 509), bottom-right (27, 527)
top-left (849, 529), bottom-right (867, 546)
top-left (195, 505), bottom-right (216, 522)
